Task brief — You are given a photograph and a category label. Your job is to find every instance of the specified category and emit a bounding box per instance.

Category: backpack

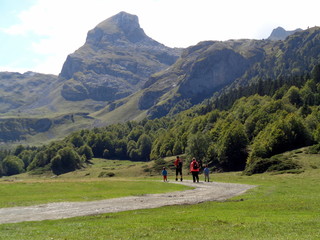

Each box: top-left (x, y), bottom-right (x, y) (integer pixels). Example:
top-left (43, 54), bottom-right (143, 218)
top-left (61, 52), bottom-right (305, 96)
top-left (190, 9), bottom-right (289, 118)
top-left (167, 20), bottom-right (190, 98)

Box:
top-left (193, 162), bottom-right (198, 170)
top-left (178, 161), bottom-right (183, 168)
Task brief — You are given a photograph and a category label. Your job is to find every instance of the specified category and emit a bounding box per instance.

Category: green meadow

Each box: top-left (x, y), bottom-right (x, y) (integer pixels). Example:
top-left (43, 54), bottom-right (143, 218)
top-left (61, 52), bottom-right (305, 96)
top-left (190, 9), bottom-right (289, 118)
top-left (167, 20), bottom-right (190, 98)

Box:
top-left (0, 151), bottom-right (320, 239)
top-left (0, 179), bottom-right (191, 208)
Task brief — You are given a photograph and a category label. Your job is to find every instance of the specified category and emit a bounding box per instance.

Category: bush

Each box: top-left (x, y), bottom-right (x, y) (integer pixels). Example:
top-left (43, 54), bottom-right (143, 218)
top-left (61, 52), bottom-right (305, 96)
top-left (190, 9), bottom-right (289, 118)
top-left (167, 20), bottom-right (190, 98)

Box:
top-left (78, 144), bottom-right (94, 161)
top-left (98, 171), bottom-right (115, 177)
top-left (51, 147), bottom-right (82, 175)
top-left (27, 151), bottom-right (48, 171)
top-left (306, 144), bottom-right (320, 154)
top-left (244, 155), bottom-right (301, 175)
top-left (28, 165), bottom-right (52, 175)
top-left (2, 156), bottom-right (25, 176)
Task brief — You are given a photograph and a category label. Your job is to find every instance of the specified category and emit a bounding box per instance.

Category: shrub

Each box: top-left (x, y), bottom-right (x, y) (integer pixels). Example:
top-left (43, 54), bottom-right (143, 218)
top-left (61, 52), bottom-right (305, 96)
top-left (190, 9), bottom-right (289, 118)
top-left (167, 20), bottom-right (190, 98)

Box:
top-left (2, 156), bottom-right (25, 176)
top-left (244, 155), bottom-right (301, 175)
top-left (51, 147), bottom-right (82, 175)
top-left (98, 171), bottom-right (115, 177)
top-left (306, 144), bottom-right (320, 154)
top-left (27, 151), bottom-right (48, 171)
top-left (78, 144), bottom-right (94, 161)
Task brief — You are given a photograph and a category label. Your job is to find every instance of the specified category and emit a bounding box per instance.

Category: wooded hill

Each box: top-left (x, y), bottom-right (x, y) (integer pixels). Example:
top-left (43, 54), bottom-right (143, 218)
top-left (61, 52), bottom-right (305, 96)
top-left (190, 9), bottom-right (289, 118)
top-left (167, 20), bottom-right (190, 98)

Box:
top-left (1, 65), bottom-right (320, 176)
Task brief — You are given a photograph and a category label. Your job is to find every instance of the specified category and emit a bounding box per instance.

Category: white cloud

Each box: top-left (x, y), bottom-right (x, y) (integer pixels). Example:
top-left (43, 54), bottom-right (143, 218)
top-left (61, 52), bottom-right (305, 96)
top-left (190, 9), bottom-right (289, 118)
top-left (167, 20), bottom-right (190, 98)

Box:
top-left (2, 0), bottom-right (320, 74)
top-left (0, 65), bottom-right (31, 74)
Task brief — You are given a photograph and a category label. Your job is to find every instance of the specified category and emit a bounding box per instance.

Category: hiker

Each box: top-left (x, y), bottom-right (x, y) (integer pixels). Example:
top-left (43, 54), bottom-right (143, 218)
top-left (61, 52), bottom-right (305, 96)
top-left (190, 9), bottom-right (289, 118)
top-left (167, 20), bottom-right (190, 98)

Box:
top-left (162, 167), bottom-right (168, 182)
top-left (203, 165), bottom-right (210, 182)
top-left (174, 156), bottom-right (183, 181)
top-left (190, 157), bottom-right (200, 183)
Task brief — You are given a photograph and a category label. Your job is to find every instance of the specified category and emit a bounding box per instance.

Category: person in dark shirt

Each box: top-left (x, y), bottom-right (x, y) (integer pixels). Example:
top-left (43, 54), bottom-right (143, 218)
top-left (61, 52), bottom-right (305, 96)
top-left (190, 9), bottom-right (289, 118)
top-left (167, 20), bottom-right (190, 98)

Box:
top-left (174, 156), bottom-right (183, 181)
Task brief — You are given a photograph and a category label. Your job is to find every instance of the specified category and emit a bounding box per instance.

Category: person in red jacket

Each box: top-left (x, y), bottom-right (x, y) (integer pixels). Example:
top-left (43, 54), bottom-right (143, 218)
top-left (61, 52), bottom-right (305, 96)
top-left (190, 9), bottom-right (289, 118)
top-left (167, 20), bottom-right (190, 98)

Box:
top-left (174, 156), bottom-right (183, 181)
top-left (190, 157), bottom-right (200, 183)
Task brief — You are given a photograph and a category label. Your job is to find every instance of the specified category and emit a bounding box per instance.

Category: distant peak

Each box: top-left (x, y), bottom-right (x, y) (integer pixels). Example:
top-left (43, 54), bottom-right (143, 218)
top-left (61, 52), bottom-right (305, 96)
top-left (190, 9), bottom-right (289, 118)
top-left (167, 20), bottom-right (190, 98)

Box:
top-left (274, 26), bottom-right (285, 31)
top-left (86, 11), bottom-right (148, 45)
top-left (95, 11), bottom-right (140, 33)
top-left (111, 11), bottom-right (138, 21)
top-left (108, 11), bottom-right (139, 28)
top-left (268, 26), bottom-right (303, 41)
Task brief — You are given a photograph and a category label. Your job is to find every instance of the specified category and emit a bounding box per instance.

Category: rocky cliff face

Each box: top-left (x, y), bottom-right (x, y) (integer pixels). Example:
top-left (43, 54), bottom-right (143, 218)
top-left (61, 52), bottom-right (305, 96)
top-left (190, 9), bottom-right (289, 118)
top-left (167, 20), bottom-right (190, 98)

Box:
top-left (60, 11), bottom-right (181, 101)
top-left (138, 39), bottom-right (265, 116)
top-left (178, 44), bottom-right (252, 99)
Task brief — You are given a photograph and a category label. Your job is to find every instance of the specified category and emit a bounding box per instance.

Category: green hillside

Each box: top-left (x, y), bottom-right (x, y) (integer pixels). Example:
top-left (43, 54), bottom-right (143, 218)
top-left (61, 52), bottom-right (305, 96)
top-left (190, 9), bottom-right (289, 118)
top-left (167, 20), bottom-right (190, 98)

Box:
top-left (1, 65), bottom-right (320, 177)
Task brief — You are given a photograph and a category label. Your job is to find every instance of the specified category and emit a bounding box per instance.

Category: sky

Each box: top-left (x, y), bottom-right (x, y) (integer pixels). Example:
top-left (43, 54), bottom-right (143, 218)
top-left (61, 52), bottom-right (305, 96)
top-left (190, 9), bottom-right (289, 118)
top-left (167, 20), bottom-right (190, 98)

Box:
top-left (0, 0), bottom-right (319, 75)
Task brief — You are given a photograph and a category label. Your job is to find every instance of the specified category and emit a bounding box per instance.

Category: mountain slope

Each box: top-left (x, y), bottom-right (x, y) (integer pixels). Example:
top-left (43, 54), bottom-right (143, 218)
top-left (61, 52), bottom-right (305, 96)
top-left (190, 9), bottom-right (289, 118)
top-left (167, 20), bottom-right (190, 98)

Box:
top-left (0, 72), bottom-right (61, 114)
top-left (95, 27), bottom-right (320, 120)
top-left (0, 12), bottom-right (182, 144)
top-left (59, 11), bottom-right (182, 102)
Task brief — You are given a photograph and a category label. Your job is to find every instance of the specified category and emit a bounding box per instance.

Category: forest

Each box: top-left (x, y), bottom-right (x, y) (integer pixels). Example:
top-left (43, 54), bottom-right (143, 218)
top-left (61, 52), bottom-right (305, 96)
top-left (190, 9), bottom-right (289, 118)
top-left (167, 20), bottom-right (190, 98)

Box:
top-left (1, 64), bottom-right (320, 177)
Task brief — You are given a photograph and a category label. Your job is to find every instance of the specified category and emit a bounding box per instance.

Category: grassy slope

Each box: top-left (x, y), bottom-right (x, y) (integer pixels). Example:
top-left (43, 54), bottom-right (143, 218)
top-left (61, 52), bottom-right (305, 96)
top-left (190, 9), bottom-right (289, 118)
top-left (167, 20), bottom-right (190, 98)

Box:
top-left (91, 91), bottom-right (147, 125)
top-left (1, 91), bottom-right (146, 147)
top-left (0, 82), bottom-right (106, 147)
top-left (24, 116), bottom-right (94, 146)
top-left (0, 150), bottom-right (320, 239)
top-left (3, 114), bottom-right (95, 148)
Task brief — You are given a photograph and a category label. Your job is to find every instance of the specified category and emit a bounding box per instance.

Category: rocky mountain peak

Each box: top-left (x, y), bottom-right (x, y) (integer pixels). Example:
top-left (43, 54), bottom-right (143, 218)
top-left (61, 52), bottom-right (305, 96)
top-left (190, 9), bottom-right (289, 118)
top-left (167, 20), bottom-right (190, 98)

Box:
top-left (86, 11), bottom-right (150, 45)
top-left (108, 11), bottom-right (140, 32)
top-left (59, 12), bottom-right (182, 102)
top-left (268, 26), bottom-right (302, 41)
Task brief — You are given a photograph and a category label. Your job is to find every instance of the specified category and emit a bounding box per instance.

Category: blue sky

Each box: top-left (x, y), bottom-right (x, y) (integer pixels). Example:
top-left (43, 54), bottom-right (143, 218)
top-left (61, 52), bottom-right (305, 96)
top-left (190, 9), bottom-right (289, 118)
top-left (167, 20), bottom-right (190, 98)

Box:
top-left (0, 0), bottom-right (38, 71)
top-left (0, 0), bottom-right (319, 75)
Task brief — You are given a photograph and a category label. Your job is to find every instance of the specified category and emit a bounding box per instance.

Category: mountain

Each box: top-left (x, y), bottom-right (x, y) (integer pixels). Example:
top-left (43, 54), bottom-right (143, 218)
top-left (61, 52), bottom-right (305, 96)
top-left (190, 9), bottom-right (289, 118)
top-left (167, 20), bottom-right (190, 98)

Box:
top-left (0, 12), bottom-right (182, 144)
top-left (96, 27), bottom-right (320, 120)
top-left (268, 26), bottom-right (303, 41)
top-left (59, 11), bottom-right (181, 102)
top-left (0, 14), bottom-right (319, 145)
top-left (151, 26), bottom-right (320, 116)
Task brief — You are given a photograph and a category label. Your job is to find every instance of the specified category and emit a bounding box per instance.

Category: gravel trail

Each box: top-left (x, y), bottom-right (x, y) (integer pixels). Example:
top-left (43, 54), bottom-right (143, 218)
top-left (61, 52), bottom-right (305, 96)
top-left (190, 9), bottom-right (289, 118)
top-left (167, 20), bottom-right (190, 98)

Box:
top-left (0, 181), bottom-right (255, 224)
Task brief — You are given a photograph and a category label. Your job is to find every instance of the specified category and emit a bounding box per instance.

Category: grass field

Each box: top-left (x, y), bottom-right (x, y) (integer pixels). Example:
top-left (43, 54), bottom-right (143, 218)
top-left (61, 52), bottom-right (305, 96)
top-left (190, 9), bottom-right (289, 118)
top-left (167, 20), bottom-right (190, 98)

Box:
top-left (0, 150), bottom-right (320, 239)
top-left (0, 179), bottom-right (191, 208)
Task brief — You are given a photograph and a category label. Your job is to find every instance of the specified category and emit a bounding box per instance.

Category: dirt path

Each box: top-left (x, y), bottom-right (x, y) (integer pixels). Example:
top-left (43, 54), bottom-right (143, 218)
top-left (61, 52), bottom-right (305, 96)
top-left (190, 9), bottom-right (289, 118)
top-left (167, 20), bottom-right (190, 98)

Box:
top-left (0, 181), bottom-right (255, 224)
